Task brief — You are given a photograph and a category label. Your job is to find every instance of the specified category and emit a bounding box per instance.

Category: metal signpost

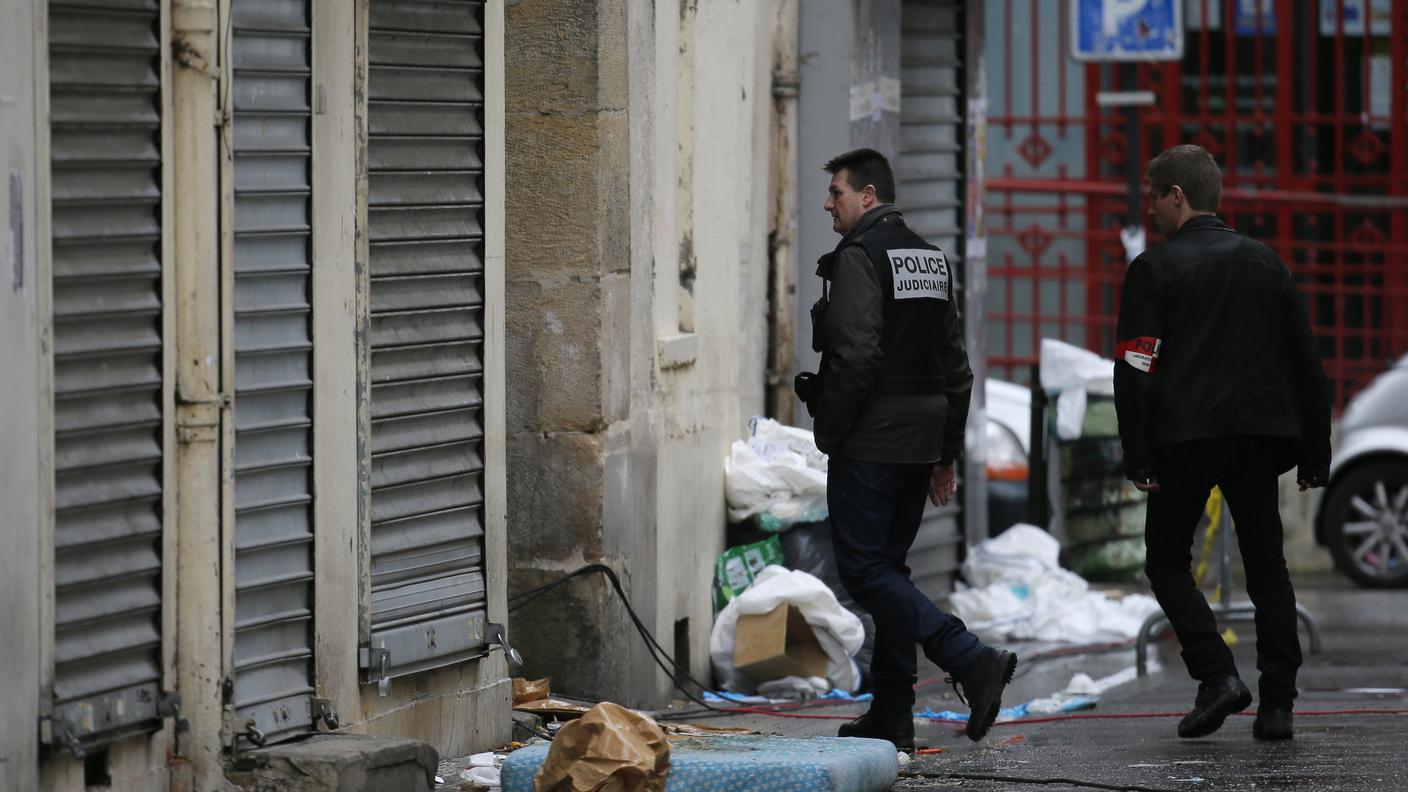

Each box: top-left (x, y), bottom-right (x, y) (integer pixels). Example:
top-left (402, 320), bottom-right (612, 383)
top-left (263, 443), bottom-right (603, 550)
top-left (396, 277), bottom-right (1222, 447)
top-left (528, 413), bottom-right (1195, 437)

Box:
top-left (1072, 1), bottom-right (1183, 244)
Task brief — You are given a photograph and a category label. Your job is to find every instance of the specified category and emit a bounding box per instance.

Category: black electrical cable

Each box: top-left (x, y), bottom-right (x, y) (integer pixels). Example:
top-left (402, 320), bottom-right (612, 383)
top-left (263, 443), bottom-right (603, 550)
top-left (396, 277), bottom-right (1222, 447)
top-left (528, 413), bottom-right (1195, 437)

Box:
top-left (508, 564), bottom-right (729, 715)
top-left (901, 772), bottom-right (1175, 792)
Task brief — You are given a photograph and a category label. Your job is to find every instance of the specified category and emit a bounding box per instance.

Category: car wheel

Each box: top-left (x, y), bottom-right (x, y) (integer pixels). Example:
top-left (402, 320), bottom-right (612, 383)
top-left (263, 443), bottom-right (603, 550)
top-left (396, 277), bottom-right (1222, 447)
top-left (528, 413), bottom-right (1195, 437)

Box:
top-left (1323, 460), bottom-right (1408, 588)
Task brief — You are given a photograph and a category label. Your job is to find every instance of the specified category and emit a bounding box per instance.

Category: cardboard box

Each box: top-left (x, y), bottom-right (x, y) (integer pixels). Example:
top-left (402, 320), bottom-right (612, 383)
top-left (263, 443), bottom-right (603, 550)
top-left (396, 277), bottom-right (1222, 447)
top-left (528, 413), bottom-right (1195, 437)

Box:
top-left (732, 603), bottom-right (829, 684)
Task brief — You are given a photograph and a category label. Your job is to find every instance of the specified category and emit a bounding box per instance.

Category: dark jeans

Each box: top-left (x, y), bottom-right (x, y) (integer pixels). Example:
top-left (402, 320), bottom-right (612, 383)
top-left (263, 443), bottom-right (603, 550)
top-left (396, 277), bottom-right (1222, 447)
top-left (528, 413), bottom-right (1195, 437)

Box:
top-left (1146, 436), bottom-right (1303, 709)
top-left (828, 457), bottom-right (982, 715)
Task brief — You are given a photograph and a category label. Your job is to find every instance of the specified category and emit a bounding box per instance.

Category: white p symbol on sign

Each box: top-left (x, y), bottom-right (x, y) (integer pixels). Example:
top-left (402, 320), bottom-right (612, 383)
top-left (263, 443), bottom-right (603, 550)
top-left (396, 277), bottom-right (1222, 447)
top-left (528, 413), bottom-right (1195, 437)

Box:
top-left (1103, 0), bottom-right (1147, 37)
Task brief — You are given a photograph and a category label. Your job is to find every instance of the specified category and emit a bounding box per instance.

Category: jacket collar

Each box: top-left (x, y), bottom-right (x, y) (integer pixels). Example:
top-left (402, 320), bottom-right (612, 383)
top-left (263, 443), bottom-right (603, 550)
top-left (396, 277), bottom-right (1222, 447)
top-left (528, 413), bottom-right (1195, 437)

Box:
top-left (839, 204), bottom-right (902, 246)
top-left (817, 205), bottom-right (904, 278)
top-left (1173, 214), bottom-right (1233, 236)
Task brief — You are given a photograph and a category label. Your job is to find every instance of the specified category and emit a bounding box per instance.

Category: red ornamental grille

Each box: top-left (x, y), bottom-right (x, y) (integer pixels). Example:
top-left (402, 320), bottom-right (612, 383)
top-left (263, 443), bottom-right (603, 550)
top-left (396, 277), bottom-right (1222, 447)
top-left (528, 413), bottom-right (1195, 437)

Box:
top-left (985, 0), bottom-right (1408, 411)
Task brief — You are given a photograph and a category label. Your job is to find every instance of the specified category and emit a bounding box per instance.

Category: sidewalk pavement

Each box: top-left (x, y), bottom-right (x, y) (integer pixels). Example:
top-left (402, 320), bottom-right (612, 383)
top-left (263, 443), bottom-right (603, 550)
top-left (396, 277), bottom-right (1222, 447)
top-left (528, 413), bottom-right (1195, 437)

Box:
top-left (446, 576), bottom-right (1408, 791)
top-left (673, 575), bottom-right (1408, 791)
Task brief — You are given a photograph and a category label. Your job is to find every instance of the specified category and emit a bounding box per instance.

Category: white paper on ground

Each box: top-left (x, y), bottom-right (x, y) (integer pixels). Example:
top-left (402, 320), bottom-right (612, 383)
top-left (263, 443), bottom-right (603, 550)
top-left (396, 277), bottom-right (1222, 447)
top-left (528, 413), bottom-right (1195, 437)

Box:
top-left (461, 765), bottom-right (501, 787)
top-left (950, 525), bottom-right (1163, 643)
top-left (709, 565), bottom-right (864, 694)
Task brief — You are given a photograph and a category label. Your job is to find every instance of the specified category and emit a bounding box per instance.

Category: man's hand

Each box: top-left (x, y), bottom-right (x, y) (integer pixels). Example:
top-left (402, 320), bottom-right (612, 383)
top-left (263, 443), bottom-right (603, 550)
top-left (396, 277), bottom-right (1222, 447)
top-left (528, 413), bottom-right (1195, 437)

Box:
top-left (1298, 478), bottom-right (1325, 492)
top-left (929, 462), bottom-right (958, 507)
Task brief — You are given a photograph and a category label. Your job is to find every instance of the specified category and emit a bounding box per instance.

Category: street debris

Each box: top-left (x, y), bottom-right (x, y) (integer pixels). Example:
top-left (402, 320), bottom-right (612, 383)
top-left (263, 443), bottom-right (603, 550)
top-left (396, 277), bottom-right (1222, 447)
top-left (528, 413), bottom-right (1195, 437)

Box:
top-left (710, 565), bottom-right (864, 694)
top-left (948, 524), bottom-right (1161, 642)
top-left (525, 702), bottom-right (670, 792)
top-left (724, 417), bottom-right (828, 532)
top-left (713, 535), bottom-right (784, 609)
top-left (513, 678), bottom-right (551, 706)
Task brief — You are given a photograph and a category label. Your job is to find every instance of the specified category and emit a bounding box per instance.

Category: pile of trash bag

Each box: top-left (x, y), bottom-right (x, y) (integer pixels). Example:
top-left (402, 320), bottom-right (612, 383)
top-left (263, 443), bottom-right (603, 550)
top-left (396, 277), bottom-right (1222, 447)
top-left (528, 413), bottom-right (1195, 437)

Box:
top-left (724, 417), bottom-right (828, 532)
top-left (948, 524), bottom-right (1161, 643)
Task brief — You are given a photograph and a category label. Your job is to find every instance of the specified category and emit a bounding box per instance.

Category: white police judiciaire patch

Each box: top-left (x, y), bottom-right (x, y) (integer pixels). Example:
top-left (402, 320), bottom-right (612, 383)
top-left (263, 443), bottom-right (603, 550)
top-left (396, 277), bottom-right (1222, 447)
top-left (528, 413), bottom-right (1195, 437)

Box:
top-left (886, 248), bottom-right (950, 301)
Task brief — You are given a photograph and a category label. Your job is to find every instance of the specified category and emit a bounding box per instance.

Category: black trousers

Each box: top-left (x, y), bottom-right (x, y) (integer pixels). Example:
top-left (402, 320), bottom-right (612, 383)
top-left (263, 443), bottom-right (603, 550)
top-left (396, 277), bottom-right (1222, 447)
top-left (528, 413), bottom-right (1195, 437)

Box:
top-left (828, 457), bottom-right (981, 715)
top-left (1145, 436), bottom-right (1303, 709)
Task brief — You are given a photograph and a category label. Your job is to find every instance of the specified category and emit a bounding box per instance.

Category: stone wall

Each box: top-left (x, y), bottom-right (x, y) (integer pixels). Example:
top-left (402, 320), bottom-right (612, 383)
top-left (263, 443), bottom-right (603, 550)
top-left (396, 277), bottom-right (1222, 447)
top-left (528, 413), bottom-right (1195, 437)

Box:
top-left (504, 0), bottom-right (774, 706)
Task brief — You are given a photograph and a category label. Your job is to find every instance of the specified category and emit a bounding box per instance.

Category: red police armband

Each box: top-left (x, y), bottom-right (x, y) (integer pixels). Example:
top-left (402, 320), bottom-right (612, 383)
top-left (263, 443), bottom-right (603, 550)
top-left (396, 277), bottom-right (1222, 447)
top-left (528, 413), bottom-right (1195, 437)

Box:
top-left (1116, 336), bottom-right (1161, 373)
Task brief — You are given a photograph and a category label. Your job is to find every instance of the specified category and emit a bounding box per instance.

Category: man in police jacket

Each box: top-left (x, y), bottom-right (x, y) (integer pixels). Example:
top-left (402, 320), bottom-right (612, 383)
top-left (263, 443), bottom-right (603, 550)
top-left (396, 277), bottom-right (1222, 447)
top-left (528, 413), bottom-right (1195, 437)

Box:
top-left (1114, 144), bottom-right (1331, 742)
top-left (796, 148), bottom-right (1017, 750)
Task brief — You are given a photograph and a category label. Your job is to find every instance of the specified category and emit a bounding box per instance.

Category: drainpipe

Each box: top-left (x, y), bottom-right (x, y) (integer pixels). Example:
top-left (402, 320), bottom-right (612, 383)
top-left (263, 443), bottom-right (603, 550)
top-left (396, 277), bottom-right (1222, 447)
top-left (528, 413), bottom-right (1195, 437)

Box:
top-left (767, 0), bottom-right (799, 424)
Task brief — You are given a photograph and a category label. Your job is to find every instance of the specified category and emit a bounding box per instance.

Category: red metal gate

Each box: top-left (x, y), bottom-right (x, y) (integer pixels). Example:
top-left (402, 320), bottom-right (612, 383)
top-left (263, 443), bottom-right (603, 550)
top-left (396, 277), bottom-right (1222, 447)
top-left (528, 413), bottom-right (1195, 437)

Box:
top-left (986, 0), bottom-right (1408, 410)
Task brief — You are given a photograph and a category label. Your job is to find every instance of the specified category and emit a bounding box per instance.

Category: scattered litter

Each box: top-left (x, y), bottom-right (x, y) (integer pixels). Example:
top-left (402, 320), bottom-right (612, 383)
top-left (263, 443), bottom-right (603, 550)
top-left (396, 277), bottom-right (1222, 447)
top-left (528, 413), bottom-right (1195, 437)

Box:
top-left (512, 677), bottom-right (550, 706)
top-left (466, 752), bottom-right (498, 768)
top-left (756, 675), bottom-right (829, 701)
top-left (915, 748), bottom-right (944, 756)
top-left (949, 525), bottom-right (1162, 642)
top-left (701, 689), bottom-right (872, 705)
top-left (512, 698), bottom-right (593, 718)
top-left (724, 418), bottom-right (829, 532)
top-left (434, 777), bottom-right (444, 785)
top-left (734, 604), bottom-right (829, 685)
top-left (460, 765), bottom-right (501, 788)
top-left (896, 751), bottom-right (911, 768)
top-left (710, 566), bottom-right (864, 694)
top-left (916, 703), bottom-right (1029, 723)
top-left (714, 536), bottom-right (785, 609)
top-left (529, 702), bottom-right (669, 792)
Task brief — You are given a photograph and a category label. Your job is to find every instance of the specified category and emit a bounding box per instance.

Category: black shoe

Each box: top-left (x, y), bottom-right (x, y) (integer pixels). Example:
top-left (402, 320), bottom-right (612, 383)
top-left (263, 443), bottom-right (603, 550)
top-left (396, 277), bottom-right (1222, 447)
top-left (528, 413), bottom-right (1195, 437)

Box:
top-left (837, 708), bottom-right (916, 752)
top-left (1177, 676), bottom-right (1252, 738)
top-left (949, 645), bottom-right (1018, 741)
top-left (1252, 707), bottom-right (1294, 741)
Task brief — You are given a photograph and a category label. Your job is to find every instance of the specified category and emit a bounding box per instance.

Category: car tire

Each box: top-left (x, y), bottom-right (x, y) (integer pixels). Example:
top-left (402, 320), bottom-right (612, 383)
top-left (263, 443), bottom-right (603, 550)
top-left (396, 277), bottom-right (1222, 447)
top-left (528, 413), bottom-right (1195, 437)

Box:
top-left (1323, 459), bottom-right (1408, 589)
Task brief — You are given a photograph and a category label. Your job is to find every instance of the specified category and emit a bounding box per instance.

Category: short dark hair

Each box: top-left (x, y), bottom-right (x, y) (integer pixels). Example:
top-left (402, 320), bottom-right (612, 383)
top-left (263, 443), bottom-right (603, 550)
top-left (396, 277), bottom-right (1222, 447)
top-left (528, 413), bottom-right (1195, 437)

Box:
top-left (1147, 144), bottom-right (1222, 211)
top-left (823, 148), bottom-right (896, 204)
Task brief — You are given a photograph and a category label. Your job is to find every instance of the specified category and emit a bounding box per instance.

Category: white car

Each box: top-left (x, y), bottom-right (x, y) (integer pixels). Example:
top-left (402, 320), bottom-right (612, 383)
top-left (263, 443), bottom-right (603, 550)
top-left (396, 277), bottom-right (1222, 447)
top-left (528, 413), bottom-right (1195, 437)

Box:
top-left (1315, 354), bottom-right (1408, 587)
top-left (984, 379), bottom-right (1032, 533)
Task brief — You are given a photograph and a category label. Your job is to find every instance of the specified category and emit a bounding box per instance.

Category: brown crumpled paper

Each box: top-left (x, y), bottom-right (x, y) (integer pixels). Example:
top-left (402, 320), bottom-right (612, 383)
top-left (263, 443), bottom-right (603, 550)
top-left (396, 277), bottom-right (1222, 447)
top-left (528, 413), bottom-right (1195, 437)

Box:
top-left (514, 677), bottom-right (552, 706)
top-left (532, 702), bottom-right (671, 792)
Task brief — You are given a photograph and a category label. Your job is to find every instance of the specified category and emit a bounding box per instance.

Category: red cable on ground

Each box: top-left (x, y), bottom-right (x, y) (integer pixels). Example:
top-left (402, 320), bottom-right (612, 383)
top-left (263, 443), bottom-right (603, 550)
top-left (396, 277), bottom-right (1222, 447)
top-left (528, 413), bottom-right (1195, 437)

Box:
top-left (720, 706), bottom-right (1408, 724)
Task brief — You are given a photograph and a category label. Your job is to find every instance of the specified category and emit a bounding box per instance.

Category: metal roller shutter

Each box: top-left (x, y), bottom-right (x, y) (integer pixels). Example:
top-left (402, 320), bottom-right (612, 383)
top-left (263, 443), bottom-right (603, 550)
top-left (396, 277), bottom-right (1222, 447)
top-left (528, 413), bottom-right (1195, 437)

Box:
top-left (364, 0), bottom-right (488, 680)
top-left (900, 0), bottom-right (966, 598)
top-left (46, 0), bottom-right (168, 752)
top-left (230, 0), bottom-right (317, 746)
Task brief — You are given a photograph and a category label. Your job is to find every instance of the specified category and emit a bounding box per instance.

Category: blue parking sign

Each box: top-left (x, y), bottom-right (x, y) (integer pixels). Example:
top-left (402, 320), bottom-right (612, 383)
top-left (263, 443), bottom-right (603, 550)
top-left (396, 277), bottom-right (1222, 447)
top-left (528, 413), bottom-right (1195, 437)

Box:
top-left (1071, 0), bottom-right (1184, 62)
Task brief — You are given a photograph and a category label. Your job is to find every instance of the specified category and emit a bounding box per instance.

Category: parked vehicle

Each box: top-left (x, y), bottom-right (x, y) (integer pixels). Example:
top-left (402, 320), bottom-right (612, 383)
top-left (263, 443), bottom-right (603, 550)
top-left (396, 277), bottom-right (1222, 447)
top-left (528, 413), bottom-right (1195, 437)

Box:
top-left (985, 379), bottom-right (1031, 534)
top-left (1315, 354), bottom-right (1408, 588)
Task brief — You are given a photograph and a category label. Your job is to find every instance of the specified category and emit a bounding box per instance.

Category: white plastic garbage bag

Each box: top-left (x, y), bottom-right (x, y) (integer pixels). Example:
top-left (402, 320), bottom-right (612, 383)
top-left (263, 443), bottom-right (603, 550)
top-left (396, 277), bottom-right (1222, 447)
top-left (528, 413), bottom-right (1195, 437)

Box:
top-left (1038, 339), bottom-right (1115, 440)
top-left (949, 524), bottom-right (1162, 643)
top-left (710, 566), bottom-right (864, 694)
top-left (724, 418), bottom-right (828, 529)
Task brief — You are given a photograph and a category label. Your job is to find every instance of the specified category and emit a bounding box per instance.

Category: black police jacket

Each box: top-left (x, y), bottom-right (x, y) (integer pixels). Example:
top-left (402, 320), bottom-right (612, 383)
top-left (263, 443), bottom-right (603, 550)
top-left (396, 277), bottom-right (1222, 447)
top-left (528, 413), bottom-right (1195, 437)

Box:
top-left (808, 205), bottom-right (972, 464)
top-left (1113, 215), bottom-right (1332, 483)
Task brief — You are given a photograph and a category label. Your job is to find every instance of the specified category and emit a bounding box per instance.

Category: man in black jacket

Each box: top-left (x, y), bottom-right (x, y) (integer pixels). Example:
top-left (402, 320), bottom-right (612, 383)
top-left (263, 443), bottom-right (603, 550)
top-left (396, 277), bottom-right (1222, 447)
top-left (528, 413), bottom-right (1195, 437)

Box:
top-left (796, 148), bottom-right (1016, 750)
top-left (1115, 144), bottom-right (1332, 742)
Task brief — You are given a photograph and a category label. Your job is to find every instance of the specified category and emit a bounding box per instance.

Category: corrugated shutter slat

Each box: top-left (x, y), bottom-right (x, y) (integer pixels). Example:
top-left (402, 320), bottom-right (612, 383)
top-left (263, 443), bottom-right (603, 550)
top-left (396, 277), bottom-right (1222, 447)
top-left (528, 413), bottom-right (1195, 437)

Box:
top-left (366, 0), bottom-right (489, 679)
top-left (900, 0), bottom-right (966, 599)
top-left (230, 0), bottom-right (316, 747)
top-left (48, 0), bottom-right (166, 748)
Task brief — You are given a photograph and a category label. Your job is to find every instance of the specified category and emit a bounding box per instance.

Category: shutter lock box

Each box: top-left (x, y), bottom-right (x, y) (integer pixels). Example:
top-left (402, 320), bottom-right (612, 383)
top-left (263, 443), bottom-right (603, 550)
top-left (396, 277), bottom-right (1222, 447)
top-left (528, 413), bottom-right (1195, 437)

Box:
top-left (732, 603), bottom-right (829, 684)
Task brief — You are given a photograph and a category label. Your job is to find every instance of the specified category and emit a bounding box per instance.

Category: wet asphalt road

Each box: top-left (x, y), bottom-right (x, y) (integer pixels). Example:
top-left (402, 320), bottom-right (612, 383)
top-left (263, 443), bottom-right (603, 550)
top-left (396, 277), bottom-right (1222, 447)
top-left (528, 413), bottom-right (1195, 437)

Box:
top-left (674, 575), bottom-right (1408, 792)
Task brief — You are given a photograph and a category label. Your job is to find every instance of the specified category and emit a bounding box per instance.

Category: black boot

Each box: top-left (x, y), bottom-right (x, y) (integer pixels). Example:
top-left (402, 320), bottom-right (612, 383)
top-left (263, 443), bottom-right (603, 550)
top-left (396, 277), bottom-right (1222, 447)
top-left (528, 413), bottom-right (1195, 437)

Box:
top-left (837, 708), bottom-right (915, 752)
top-left (949, 645), bottom-right (1018, 741)
top-left (1177, 676), bottom-right (1252, 738)
top-left (1252, 706), bottom-right (1293, 741)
